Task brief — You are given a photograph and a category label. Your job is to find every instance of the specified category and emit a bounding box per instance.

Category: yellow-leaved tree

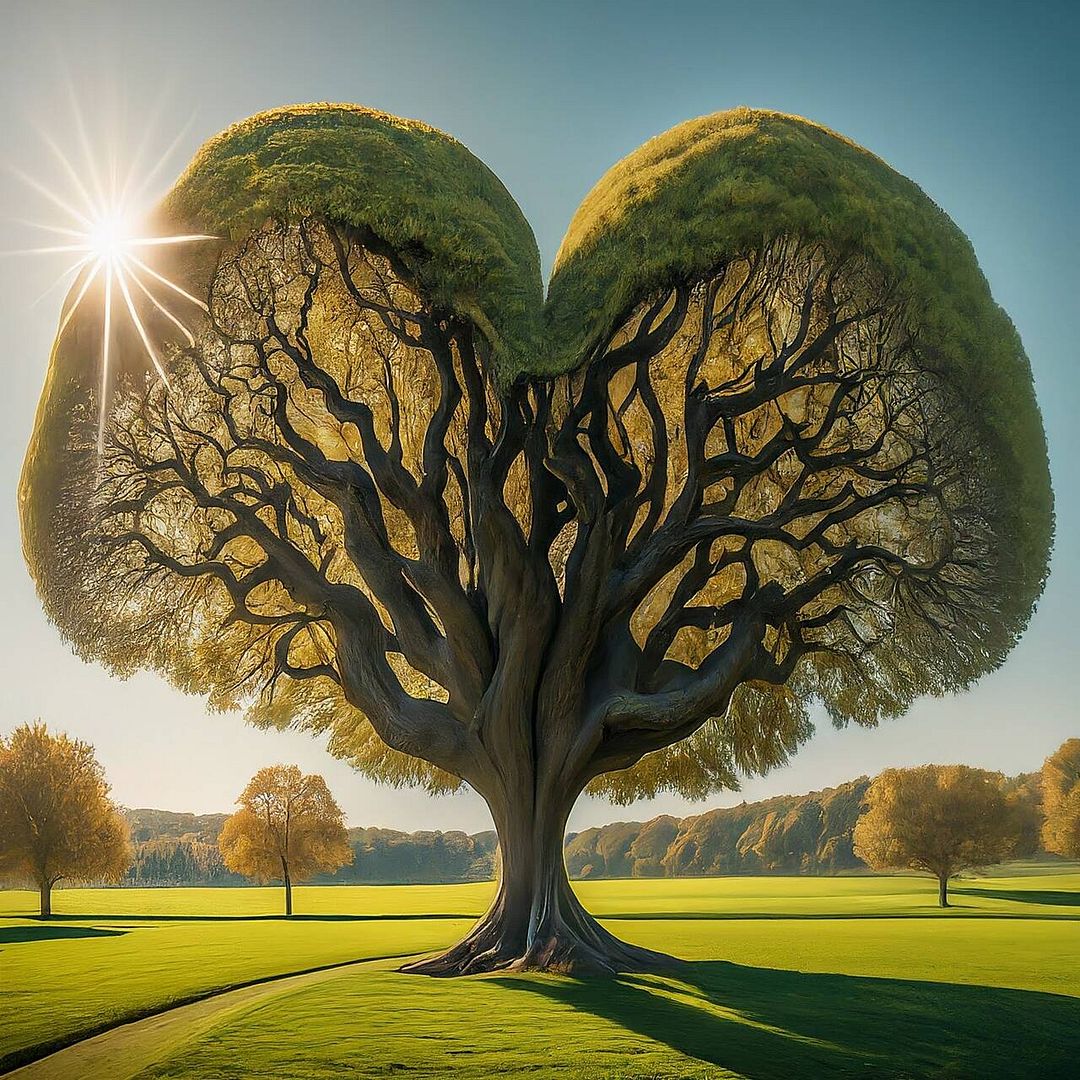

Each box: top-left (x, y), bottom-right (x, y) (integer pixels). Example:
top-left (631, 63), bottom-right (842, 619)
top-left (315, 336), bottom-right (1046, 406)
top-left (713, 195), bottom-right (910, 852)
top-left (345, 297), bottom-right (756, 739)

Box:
top-left (0, 722), bottom-right (132, 916)
top-left (218, 765), bottom-right (352, 915)
top-left (1041, 739), bottom-right (1080, 859)
top-left (853, 765), bottom-right (1020, 907)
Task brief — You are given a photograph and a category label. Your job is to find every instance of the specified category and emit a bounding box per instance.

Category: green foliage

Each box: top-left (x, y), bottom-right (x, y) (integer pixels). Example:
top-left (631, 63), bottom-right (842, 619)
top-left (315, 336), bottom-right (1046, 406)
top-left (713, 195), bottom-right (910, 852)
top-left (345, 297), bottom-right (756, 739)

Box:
top-left (570, 778), bottom-right (872, 878)
top-left (157, 106), bottom-right (1053, 796)
top-left (126, 809), bottom-right (228, 844)
top-left (163, 104), bottom-right (544, 369)
top-left (122, 807), bottom-right (497, 886)
top-left (127, 837), bottom-right (240, 887)
top-left (589, 681), bottom-right (814, 804)
top-left (338, 827), bottom-right (496, 885)
top-left (547, 108), bottom-right (1051, 655)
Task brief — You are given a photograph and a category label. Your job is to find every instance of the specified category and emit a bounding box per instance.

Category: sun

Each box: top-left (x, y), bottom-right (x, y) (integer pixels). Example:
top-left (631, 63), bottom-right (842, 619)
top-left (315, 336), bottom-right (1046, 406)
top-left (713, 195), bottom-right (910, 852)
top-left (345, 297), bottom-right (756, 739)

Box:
top-left (85, 213), bottom-right (130, 261)
top-left (9, 137), bottom-right (218, 453)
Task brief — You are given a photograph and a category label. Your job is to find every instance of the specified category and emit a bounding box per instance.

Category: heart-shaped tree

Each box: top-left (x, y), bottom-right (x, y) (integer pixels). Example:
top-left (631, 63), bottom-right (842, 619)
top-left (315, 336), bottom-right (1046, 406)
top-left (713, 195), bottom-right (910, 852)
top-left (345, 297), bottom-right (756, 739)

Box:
top-left (21, 105), bottom-right (1052, 975)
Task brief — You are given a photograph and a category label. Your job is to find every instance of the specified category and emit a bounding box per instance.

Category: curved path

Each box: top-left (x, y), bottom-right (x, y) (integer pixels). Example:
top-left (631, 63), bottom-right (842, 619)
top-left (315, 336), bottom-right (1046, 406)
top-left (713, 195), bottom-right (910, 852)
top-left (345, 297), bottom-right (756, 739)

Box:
top-left (6, 953), bottom-right (414, 1080)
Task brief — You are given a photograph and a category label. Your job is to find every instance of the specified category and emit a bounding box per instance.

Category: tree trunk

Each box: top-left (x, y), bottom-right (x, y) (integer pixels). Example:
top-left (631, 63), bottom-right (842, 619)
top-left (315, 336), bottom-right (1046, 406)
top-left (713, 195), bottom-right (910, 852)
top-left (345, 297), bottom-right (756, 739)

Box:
top-left (282, 858), bottom-right (293, 917)
top-left (401, 787), bottom-right (676, 977)
top-left (38, 879), bottom-right (52, 919)
top-left (938, 874), bottom-right (949, 908)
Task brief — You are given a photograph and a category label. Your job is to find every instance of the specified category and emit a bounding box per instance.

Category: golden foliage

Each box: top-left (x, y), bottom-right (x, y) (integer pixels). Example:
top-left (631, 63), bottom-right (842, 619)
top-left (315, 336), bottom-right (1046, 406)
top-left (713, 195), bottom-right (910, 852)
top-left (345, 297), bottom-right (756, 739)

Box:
top-left (218, 764), bottom-right (352, 884)
top-left (853, 765), bottom-right (1019, 883)
top-left (0, 723), bottom-right (132, 892)
top-left (1041, 739), bottom-right (1080, 859)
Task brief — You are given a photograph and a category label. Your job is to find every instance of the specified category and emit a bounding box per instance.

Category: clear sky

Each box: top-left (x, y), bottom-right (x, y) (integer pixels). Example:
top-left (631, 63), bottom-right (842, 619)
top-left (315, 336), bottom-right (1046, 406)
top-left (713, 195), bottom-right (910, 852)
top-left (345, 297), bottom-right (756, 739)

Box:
top-left (0, 0), bottom-right (1076, 833)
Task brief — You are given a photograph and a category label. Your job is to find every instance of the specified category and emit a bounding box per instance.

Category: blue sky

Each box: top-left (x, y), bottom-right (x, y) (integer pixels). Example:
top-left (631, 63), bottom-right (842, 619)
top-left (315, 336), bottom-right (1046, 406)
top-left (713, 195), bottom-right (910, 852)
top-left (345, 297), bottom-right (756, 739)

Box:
top-left (0, 0), bottom-right (1076, 831)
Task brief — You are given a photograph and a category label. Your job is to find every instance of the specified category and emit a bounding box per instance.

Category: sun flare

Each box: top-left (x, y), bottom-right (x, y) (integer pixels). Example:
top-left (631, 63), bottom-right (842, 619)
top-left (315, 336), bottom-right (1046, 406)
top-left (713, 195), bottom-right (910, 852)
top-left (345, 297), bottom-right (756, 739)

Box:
top-left (10, 136), bottom-right (217, 452)
top-left (86, 213), bottom-right (129, 260)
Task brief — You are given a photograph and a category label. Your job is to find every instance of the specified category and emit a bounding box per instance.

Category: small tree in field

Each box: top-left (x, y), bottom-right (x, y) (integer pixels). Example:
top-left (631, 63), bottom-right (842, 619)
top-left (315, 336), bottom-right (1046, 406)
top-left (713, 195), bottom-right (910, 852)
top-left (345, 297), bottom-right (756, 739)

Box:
top-left (0, 723), bottom-right (131, 916)
top-left (1041, 739), bottom-right (1080, 859)
top-left (853, 765), bottom-right (1019, 906)
top-left (219, 765), bottom-right (352, 915)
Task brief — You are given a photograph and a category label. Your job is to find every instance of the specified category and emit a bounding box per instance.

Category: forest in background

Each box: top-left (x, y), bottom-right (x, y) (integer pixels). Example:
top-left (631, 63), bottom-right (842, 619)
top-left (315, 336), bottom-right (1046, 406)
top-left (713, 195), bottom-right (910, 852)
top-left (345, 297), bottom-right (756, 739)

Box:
top-left (122, 771), bottom-right (1045, 886)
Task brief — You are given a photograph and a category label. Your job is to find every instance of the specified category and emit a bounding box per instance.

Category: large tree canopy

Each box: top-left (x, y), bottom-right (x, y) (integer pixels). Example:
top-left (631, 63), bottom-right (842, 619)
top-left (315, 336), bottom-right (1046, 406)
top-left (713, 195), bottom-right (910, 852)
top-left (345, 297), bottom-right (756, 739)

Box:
top-left (20, 104), bottom-right (1052, 972)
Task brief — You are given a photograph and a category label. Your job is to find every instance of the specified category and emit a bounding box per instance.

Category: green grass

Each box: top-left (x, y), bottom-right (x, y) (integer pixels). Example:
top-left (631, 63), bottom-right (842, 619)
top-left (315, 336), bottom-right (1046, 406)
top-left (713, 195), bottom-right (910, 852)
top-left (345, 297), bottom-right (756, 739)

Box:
top-left (2, 869), bottom-right (1078, 1078)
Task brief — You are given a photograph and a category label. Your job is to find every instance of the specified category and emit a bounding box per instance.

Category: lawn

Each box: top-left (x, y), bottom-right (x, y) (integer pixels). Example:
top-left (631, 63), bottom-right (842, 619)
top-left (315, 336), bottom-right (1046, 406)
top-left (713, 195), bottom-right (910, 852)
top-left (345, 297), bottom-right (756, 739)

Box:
top-left (1, 869), bottom-right (1078, 1078)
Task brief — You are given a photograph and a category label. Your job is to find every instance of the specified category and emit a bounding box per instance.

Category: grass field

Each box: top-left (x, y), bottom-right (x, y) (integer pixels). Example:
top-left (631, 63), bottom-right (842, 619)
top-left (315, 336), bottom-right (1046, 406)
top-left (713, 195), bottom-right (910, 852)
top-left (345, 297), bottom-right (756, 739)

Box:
top-left (2, 869), bottom-right (1078, 1078)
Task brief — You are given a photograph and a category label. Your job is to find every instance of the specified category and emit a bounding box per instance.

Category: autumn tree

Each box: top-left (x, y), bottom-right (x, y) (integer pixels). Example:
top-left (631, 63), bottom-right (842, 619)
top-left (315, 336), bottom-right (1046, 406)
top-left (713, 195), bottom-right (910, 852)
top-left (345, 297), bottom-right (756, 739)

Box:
top-left (218, 765), bottom-right (352, 915)
top-left (21, 106), bottom-right (1052, 972)
top-left (1000, 771), bottom-right (1044, 858)
top-left (1041, 739), bottom-right (1080, 859)
top-left (0, 723), bottom-right (131, 916)
top-left (853, 765), bottom-right (1021, 906)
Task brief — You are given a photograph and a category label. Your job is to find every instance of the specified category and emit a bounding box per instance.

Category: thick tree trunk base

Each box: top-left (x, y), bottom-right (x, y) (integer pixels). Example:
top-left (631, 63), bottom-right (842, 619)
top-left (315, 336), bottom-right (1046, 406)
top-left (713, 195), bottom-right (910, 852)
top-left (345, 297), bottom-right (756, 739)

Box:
top-left (403, 926), bottom-right (676, 977)
top-left (407, 789), bottom-right (683, 977)
top-left (401, 880), bottom-right (679, 977)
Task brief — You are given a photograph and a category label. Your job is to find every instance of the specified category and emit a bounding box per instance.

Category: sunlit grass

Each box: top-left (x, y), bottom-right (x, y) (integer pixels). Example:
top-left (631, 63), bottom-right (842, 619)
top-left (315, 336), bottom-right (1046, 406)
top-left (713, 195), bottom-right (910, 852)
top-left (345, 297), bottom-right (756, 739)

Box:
top-left (2, 869), bottom-right (1078, 1077)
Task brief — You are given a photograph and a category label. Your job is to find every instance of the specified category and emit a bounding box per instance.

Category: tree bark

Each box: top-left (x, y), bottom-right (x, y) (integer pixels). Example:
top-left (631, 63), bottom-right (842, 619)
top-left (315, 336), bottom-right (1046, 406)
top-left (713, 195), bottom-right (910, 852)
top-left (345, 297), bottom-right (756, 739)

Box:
top-left (282, 858), bottom-right (293, 917)
top-left (938, 874), bottom-right (950, 908)
top-left (401, 784), bottom-right (677, 976)
top-left (38, 878), bottom-right (52, 919)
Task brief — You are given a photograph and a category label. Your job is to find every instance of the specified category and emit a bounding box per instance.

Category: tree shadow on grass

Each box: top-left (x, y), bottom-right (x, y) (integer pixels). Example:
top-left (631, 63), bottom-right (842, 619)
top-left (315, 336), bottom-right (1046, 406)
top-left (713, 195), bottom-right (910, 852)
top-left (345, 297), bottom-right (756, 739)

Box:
top-left (595, 910), bottom-right (1080, 921)
top-left (952, 887), bottom-right (1080, 908)
top-left (490, 961), bottom-right (1080, 1079)
top-left (0, 925), bottom-right (128, 944)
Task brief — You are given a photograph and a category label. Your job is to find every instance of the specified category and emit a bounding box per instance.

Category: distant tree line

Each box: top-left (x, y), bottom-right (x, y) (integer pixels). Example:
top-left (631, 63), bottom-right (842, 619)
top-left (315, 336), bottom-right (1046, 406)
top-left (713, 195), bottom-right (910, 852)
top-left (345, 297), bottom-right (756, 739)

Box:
top-left (2, 723), bottom-right (1077, 917)
top-left (120, 771), bottom-right (1051, 887)
top-left (126, 837), bottom-right (244, 886)
top-left (333, 827), bottom-right (497, 884)
top-left (122, 815), bottom-right (498, 887)
top-left (566, 780), bottom-right (873, 878)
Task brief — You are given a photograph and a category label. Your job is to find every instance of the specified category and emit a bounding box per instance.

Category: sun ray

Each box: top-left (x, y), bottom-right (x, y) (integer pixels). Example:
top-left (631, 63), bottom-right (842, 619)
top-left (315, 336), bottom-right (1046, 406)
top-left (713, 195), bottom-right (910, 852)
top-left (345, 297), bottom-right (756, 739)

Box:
top-left (9, 168), bottom-right (96, 229)
top-left (12, 219), bottom-right (89, 240)
top-left (30, 255), bottom-right (91, 311)
top-left (54, 258), bottom-right (102, 337)
top-left (10, 118), bottom-right (219, 458)
top-left (114, 260), bottom-right (173, 389)
top-left (1, 243), bottom-right (96, 256)
top-left (39, 129), bottom-right (103, 221)
top-left (122, 110), bottom-right (195, 209)
top-left (124, 252), bottom-right (210, 311)
top-left (64, 77), bottom-right (108, 213)
top-left (125, 234), bottom-right (218, 248)
top-left (98, 262), bottom-right (113, 455)
top-left (120, 254), bottom-right (196, 345)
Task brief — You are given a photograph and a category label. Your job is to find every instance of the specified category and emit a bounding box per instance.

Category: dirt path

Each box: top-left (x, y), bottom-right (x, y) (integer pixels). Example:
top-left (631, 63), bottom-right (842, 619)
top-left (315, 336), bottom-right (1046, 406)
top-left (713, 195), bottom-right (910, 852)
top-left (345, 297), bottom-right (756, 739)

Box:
top-left (5, 954), bottom-right (412, 1080)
